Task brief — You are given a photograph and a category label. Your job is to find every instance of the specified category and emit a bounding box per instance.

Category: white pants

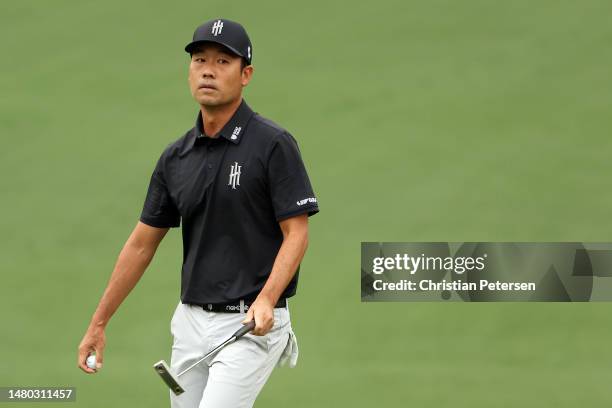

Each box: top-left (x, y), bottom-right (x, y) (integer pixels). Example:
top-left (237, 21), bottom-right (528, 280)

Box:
top-left (169, 301), bottom-right (299, 408)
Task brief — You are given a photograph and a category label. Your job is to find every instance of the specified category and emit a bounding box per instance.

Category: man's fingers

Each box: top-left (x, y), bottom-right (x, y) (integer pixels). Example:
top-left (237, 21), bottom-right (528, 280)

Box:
top-left (252, 310), bottom-right (273, 336)
top-left (242, 302), bottom-right (275, 335)
top-left (77, 347), bottom-right (96, 374)
top-left (78, 328), bottom-right (105, 374)
top-left (242, 308), bottom-right (254, 324)
top-left (95, 347), bottom-right (104, 369)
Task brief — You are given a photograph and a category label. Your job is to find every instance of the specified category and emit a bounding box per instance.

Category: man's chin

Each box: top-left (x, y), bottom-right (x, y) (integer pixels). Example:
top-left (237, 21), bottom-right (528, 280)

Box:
top-left (196, 96), bottom-right (217, 105)
top-left (198, 98), bottom-right (241, 110)
top-left (196, 96), bottom-right (227, 107)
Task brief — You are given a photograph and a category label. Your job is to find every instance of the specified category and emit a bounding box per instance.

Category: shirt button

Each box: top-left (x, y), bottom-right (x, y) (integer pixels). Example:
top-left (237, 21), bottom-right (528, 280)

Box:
top-left (207, 146), bottom-right (214, 152)
top-left (207, 164), bottom-right (213, 169)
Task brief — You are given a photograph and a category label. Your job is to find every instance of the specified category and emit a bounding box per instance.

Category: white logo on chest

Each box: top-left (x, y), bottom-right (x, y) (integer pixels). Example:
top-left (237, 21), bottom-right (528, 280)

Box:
top-left (228, 162), bottom-right (242, 189)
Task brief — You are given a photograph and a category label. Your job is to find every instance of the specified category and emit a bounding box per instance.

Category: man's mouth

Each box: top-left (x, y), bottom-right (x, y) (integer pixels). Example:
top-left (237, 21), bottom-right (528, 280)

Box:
top-left (199, 84), bottom-right (217, 90)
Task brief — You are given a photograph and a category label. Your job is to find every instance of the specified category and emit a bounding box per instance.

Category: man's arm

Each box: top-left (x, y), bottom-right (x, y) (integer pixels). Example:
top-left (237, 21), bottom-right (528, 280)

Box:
top-left (243, 214), bottom-right (309, 335)
top-left (77, 221), bottom-right (169, 373)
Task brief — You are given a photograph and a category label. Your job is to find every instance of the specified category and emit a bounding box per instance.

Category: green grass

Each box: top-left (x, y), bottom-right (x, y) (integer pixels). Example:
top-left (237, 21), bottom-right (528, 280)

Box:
top-left (1, 0), bottom-right (612, 407)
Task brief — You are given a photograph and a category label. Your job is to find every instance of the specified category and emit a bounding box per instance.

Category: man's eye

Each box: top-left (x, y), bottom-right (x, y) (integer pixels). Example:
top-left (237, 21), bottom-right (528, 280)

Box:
top-left (218, 59), bottom-right (228, 64)
top-left (195, 58), bottom-right (204, 62)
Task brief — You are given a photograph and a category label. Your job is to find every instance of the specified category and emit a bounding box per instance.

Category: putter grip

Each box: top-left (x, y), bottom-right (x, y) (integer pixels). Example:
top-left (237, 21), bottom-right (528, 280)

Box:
top-left (233, 320), bottom-right (256, 338)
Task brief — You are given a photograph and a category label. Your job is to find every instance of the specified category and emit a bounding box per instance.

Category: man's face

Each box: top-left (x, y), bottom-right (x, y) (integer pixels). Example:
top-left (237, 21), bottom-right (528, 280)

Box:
top-left (188, 42), bottom-right (253, 108)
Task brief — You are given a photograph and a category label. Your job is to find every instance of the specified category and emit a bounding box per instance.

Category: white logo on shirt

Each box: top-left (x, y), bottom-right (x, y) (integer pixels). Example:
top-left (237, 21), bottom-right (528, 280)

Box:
top-left (231, 126), bottom-right (241, 140)
top-left (212, 20), bottom-right (223, 36)
top-left (297, 197), bottom-right (317, 206)
top-left (228, 162), bottom-right (242, 189)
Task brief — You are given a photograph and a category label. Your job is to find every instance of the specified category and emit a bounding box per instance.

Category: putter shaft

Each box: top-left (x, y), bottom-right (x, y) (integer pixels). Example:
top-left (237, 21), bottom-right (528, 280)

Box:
top-left (178, 336), bottom-right (235, 376)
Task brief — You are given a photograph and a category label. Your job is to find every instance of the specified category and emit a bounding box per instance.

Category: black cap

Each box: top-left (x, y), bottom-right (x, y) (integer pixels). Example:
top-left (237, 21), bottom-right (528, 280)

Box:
top-left (185, 19), bottom-right (253, 65)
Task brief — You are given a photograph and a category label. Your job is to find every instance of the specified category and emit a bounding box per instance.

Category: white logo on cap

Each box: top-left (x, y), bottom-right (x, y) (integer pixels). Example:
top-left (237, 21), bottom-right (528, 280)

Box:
top-left (247, 46), bottom-right (251, 60)
top-left (212, 20), bottom-right (223, 36)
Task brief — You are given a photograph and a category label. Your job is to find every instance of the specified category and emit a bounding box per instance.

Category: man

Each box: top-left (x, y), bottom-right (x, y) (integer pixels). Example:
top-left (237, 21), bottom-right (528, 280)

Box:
top-left (78, 18), bottom-right (319, 408)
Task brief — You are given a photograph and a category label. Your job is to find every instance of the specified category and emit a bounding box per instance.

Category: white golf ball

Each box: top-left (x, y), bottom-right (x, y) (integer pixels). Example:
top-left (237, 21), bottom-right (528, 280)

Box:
top-left (86, 355), bottom-right (97, 369)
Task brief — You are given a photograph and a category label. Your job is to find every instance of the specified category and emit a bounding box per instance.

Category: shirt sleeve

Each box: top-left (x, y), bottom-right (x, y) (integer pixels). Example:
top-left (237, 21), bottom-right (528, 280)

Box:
top-left (139, 151), bottom-right (181, 228)
top-left (267, 131), bottom-right (319, 221)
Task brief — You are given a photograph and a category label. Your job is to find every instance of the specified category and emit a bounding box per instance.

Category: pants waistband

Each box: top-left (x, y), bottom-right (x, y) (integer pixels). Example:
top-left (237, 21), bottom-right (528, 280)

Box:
top-left (189, 298), bottom-right (287, 313)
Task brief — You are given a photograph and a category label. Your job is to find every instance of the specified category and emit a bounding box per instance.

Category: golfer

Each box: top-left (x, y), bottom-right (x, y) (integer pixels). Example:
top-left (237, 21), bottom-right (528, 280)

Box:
top-left (78, 18), bottom-right (319, 408)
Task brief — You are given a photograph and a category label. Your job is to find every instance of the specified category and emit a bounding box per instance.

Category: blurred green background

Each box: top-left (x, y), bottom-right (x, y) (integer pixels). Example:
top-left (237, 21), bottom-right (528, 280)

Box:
top-left (2, 0), bottom-right (611, 406)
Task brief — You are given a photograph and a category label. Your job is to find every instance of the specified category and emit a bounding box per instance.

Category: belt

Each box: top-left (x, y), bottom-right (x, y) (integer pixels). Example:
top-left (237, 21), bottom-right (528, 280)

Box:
top-left (191, 298), bottom-right (287, 313)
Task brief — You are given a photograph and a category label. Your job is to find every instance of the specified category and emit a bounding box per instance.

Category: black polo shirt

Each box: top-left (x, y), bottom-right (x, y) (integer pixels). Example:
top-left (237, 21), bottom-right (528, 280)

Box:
top-left (139, 99), bottom-right (319, 304)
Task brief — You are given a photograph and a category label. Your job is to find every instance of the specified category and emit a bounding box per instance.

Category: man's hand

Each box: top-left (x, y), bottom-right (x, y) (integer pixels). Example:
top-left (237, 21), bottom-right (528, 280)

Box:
top-left (242, 297), bottom-right (275, 336)
top-left (78, 326), bottom-right (106, 374)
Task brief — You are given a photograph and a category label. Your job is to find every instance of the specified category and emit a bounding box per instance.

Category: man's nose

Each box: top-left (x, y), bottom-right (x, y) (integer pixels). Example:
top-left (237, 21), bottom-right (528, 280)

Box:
top-left (201, 67), bottom-right (215, 78)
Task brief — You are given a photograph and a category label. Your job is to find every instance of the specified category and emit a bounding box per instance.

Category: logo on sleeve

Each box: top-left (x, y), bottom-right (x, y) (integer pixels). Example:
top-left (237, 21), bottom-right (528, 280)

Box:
top-left (228, 162), bottom-right (242, 189)
top-left (297, 197), bottom-right (317, 206)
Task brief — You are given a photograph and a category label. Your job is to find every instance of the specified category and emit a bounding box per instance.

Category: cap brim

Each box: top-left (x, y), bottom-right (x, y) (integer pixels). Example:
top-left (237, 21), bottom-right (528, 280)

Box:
top-left (185, 40), bottom-right (246, 61)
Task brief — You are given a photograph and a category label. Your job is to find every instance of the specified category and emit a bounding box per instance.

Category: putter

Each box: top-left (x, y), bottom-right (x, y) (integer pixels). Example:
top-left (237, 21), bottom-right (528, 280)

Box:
top-left (153, 320), bottom-right (256, 395)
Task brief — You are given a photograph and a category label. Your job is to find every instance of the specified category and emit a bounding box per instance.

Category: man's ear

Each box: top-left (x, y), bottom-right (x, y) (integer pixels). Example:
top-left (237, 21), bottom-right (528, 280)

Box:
top-left (241, 65), bottom-right (254, 87)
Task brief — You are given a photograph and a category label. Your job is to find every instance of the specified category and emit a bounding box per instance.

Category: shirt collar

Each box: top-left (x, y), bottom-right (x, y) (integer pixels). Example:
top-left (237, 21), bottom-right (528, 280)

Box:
top-left (180, 99), bottom-right (254, 156)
